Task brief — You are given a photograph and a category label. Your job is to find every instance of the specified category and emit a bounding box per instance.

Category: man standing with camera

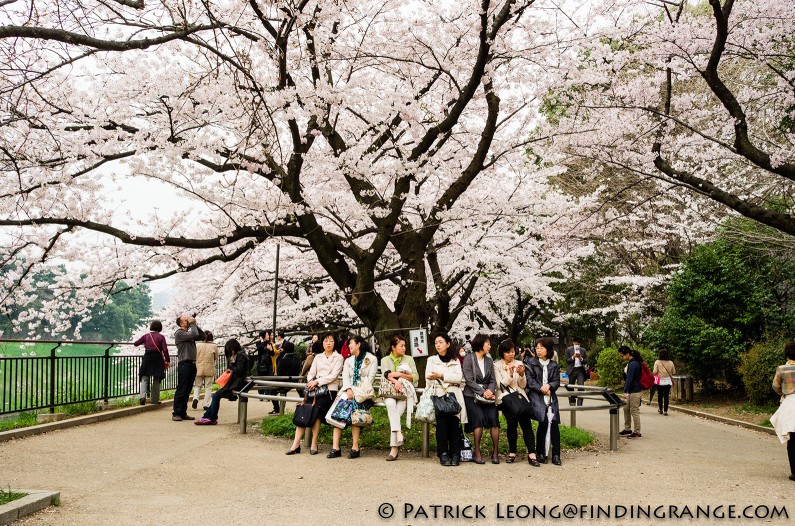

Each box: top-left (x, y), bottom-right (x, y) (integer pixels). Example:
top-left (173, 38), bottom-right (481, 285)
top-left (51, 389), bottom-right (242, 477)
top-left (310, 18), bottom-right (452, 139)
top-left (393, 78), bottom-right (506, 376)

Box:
top-left (565, 337), bottom-right (588, 407)
top-left (173, 314), bottom-right (205, 421)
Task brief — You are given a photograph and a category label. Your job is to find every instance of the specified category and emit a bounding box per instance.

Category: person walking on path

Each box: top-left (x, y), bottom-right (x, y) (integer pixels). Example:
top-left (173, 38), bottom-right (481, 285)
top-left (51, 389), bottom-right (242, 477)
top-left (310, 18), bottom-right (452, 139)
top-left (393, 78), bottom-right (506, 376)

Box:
top-left (172, 315), bottom-right (205, 421)
top-left (195, 339), bottom-right (250, 425)
top-left (565, 337), bottom-right (588, 407)
top-left (770, 341), bottom-right (795, 482)
top-left (133, 320), bottom-right (170, 405)
top-left (619, 346), bottom-right (643, 439)
top-left (652, 348), bottom-right (676, 415)
top-left (192, 331), bottom-right (218, 410)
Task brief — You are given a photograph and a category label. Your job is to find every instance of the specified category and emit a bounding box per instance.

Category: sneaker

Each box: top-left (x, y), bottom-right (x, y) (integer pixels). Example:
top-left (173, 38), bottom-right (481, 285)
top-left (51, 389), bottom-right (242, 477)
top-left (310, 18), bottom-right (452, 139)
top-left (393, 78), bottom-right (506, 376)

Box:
top-left (619, 429), bottom-right (632, 436)
top-left (192, 399), bottom-right (198, 409)
top-left (627, 432), bottom-right (642, 439)
top-left (194, 418), bottom-right (217, 425)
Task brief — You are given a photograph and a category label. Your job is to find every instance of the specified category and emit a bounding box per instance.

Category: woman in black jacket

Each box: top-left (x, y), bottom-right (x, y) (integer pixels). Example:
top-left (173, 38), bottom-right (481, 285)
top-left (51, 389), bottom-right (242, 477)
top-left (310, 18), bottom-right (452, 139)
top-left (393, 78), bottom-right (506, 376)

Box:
top-left (524, 337), bottom-right (561, 465)
top-left (195, 339), bottom-right (249, 425)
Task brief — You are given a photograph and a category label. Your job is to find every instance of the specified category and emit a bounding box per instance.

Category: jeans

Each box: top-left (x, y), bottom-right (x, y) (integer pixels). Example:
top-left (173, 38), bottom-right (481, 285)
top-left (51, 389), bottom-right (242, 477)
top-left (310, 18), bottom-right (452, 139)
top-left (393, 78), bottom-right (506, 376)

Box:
top-left (623, 391), bottom-right (642, 433)
top-left (193, 376), bottom-right (213, 408)
top-left (536, 417), bottom-right (560, 457)
top-left (657, 385), bottom-right (671, 413)
top-left (202, 391), bottom-right (223, 422)
top-left (506, 415), bottom-right (535, 454)
top-left (173, 361), bottom-right (197, 417)
top-left (435, 412), bottom-right (461, 457)
top-left (568, 367), bottom-right (587, 406)
top-left (139, 377), bottom-right (161, 404)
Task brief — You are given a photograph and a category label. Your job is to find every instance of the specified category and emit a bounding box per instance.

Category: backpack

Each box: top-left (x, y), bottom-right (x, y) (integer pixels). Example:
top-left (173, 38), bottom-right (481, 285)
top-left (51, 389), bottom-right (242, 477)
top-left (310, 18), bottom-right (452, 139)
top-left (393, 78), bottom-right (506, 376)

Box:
top-left (639, 362), bottom-right (655, 390)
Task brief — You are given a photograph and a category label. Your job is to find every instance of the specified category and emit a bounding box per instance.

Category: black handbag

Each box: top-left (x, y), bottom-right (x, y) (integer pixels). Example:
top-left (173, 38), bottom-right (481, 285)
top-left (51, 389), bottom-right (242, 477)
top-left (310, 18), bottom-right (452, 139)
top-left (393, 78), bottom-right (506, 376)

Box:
top-left (432, 380), bottom-right (461, 416)
top-left (292, 396), bottom-right (319, 428)
top-left (498, 384), bottom-right (531, 421)
top-left (305, 384), bottom-right (329, 399)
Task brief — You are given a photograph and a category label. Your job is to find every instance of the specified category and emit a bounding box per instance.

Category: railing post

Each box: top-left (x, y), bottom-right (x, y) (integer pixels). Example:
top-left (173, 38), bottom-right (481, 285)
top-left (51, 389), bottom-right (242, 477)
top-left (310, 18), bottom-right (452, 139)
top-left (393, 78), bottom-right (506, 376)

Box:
top-left (103, 346), bottom-right (111, 404)
top-left (609, 408), bottom-right (619, 451)
top-left (49, 344), bottom-right (59, 413)
top-left (570, 403), bottom-right (577, 428)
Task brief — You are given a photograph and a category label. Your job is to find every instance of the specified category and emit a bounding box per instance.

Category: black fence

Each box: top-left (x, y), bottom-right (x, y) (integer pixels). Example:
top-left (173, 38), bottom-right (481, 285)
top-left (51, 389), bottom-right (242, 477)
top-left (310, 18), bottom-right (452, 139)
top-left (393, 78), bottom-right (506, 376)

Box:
top-left (0, 339), bottom-right (229, 415)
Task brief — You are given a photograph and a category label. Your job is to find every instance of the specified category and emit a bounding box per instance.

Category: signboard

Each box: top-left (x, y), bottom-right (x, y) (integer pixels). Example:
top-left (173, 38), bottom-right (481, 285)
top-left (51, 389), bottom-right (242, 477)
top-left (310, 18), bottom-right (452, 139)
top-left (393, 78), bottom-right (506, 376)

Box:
top-left (409, 329), bottom-right (428, 358)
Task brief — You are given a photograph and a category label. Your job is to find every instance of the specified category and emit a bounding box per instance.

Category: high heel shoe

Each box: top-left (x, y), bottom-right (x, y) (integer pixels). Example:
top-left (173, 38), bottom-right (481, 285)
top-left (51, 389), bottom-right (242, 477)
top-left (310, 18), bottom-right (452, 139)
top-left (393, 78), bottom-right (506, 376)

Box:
top-left (386, 450), bottom-right (400, 461)
top-left (506, 454), bottom-right (516, 464)
top-left (285, 446), bottom-right (301, 455)
top-left (528, 456), bottom-right (540, 467)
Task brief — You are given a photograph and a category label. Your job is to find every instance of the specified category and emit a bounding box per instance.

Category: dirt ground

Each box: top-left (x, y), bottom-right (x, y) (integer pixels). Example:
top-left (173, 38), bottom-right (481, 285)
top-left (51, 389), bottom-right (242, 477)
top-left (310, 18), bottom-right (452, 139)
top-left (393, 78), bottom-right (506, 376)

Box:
top-left (1, 396), bottom-right (793, 526)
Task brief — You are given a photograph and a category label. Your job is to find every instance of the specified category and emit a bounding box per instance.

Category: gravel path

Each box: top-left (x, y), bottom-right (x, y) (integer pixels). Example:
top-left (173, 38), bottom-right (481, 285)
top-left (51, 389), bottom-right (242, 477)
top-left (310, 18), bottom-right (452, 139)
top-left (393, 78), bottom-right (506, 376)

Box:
top-left (1, 396), bottom-right (792, 525)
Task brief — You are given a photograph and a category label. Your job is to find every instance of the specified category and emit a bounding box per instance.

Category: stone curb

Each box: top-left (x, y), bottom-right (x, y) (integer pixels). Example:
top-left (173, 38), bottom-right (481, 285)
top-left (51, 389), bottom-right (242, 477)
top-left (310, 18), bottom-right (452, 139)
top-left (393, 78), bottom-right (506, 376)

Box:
top-left (669, 404), bottom-right (777, 436)
top-left (0, 489), bottom-right (60, 525)
top-left (0, 403), bottom-right (169, 443)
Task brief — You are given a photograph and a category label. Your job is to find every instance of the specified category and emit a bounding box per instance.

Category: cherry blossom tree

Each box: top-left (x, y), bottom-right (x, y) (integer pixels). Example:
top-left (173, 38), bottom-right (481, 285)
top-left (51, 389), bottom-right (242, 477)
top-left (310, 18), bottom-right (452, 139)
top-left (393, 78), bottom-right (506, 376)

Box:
top-left (538, 0), bottom-right (795, 237)
top-left (0, 0), bottom-right (596, 337)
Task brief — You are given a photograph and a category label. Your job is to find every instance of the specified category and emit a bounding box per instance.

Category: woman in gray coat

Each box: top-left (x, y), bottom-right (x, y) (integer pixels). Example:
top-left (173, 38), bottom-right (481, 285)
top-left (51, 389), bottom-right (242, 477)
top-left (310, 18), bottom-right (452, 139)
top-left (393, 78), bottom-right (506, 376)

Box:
top-left (462, 334), bottom-right (500, 464)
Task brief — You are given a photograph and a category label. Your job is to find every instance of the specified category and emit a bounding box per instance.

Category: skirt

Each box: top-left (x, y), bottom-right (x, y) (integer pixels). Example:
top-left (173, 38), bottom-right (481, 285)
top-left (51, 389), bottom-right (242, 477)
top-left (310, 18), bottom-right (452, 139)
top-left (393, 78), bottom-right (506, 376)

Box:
top-left (771, 394), bottom-right (795, 444)
top-left (313, 391), bottom-right (337, 426)
top-left (463, 396), bottom-right (499, 433)
top-left (139, 351), bottom-right (166, 379)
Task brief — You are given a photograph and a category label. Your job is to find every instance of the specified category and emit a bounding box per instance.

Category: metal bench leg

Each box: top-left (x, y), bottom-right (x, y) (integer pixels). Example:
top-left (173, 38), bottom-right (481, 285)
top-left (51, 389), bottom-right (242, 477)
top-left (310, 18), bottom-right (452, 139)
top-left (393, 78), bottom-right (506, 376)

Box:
top-left (609, 408), bottom-right (618, 451)
top-left (422, 422), bottom-right (430, 458)
top-left (238, 396), bottom-right (248, 434)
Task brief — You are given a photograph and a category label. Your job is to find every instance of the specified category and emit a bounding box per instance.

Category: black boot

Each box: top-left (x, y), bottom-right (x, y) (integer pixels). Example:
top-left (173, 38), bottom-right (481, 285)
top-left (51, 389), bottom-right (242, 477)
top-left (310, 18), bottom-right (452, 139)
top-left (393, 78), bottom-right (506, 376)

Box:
top-left (440, 452), bottom-right (452, 466)
top-left (450, 452), bottom-right (460, 466)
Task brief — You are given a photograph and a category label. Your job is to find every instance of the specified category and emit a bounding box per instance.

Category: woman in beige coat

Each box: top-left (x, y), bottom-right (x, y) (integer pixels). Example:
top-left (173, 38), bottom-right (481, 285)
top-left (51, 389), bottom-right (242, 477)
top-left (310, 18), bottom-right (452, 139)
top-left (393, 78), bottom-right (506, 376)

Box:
top-left (426, 333), bottom-right (467, 466)
top-left (494, 339), bottom-right (539, 466)
top-left (193, 331), bottom-right (218, 410)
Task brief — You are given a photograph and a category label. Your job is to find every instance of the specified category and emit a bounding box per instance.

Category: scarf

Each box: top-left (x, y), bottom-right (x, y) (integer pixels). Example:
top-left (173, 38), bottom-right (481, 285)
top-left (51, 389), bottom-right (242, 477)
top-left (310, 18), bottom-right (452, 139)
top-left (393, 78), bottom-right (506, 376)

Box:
top-left (389, 352), bottom-right (402, 373)
top-left (352, 352), bottom-right (365, 386)
top-left (539, 358), bottom-right (551, 405)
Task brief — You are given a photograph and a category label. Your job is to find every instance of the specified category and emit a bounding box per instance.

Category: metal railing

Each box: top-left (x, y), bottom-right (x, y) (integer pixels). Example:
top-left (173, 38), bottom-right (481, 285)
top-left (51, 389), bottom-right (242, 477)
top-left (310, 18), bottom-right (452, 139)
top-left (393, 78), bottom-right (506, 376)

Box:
top-left (0, 339), bottom-right (229, 415)
top-left (237, 376), bottom-right (626, 453)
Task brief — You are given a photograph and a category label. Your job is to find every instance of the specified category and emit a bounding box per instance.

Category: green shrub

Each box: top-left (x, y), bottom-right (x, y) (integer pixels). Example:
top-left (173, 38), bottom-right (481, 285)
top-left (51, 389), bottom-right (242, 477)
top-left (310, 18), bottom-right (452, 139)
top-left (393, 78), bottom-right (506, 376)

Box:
top-left (596, 346), bottom-right (657, 389)
top-left (740, 338), bottom-right (788, 406)
top-left (260, 406), bottom-right (593, 452)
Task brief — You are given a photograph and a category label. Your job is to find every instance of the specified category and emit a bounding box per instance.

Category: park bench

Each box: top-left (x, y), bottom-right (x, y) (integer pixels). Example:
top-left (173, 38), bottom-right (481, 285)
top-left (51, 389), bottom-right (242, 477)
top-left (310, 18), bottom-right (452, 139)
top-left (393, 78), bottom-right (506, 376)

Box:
top-left (235, 375), bottom-right (625, 453)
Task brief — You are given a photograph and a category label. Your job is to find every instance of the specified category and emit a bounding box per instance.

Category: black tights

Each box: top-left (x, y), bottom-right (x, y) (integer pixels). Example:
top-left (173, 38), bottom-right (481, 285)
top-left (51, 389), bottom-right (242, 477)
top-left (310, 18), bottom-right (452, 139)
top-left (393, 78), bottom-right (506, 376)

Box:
top-left (473, 426), bottom-right (500, 461)
top-left (657, 385), bottom-right (671, 412)
top-left (506, 416), bottom-right (535, 454)
top-left (789, 433), bottom-right (795, 476)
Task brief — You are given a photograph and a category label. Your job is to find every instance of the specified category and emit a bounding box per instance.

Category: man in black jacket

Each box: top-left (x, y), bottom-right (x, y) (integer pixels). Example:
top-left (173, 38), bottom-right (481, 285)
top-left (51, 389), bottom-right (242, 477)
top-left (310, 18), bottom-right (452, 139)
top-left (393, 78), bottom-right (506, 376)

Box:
top-left (271, 333), bottom-right (300, 414)
top-left (565, 337), bottom-right (588, 407)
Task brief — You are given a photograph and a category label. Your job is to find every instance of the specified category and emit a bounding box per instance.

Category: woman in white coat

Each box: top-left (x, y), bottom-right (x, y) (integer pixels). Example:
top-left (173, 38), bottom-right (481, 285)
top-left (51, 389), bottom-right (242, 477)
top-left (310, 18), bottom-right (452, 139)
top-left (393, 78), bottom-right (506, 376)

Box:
top-left (426, 333), bottom-right (467, 466)
top-left (328, 336), bottom-right (378, 459)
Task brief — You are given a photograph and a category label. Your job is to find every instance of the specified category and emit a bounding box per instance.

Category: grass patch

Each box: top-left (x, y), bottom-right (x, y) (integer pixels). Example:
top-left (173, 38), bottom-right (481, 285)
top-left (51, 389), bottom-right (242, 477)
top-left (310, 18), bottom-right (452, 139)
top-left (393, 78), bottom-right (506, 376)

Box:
top-left (735, 402), bottom-right (778, 414)
top-left (58, 400), bottom-right (99, 416)
top-left (260, 406), bottom-right (593, 452)
top-left (760, 418), bottom-right (773, 428)
top-left (0, 487), bottom-right (27, 505)
top-left (0, 412), bottom-right (39, 432)
top-left (113, 397), bottom-right (141, 408)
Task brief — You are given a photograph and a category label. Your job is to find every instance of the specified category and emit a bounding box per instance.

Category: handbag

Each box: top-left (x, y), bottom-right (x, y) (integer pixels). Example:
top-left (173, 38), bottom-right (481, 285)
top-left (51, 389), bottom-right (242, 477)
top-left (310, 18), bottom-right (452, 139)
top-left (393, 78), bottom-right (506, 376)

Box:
top-left (325, 396), bottom-right (354, 429)
top-left (215, 370), bottom-right (232, 388)
top-left (474, 392), bottom-right (496, 405)
top-left (498, 384), bottom-right (531, 421)
top-left (305, 384), bottom-right (329, 399)
top-left (459, 427), bottom-right (473, 462)
top-left (432, 380), bottom-right (461, 416)
top-left (292, 396), bottom-right (319, 428)
top-left (415, 386), bottom-right (436, 423)
top-left (352, 376), bottom-right (375, 403)
top-left (350, 408), bottom-right (373, 427)
top-left (653, 374), bottom-right (661, 385)
top-left (378, 379), bottom-right (406, 400)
